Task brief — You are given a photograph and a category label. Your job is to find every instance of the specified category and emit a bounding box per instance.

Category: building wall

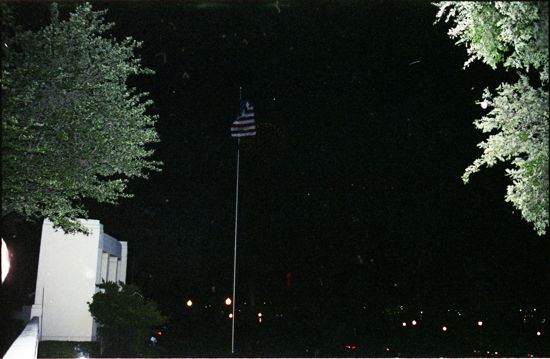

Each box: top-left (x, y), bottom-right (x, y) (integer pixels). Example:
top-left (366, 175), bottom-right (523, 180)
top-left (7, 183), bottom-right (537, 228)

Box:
top-left (31, 219), bottom-right (127, 342)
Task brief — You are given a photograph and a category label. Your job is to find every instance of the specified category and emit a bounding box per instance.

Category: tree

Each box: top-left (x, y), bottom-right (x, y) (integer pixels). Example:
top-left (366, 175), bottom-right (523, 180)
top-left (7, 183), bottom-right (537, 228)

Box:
top-left (434, 1), bottom-right (548, 235)
top-left (1, 3), bottom-right (161, 232)
top-left (88, 281), bottom-right (166, 355)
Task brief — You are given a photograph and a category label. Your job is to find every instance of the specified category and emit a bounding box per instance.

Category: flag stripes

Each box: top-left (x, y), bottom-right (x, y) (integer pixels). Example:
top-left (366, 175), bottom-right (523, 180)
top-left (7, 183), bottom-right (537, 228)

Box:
top-left (231, 101), bottom-right (256, 137)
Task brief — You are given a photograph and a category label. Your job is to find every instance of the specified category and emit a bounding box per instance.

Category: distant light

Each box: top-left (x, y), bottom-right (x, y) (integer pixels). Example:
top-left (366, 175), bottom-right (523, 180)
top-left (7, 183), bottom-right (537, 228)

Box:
top-left (229, 313), bottom-right (233, 319)
top-left (412, 320), bottom-right (417, 326)
top-left (442, 326), bottom-right (448, 332)
top-left (385, 347), bottom-right (390, 352)
top-left (258, 317), bottom-right (262, 323)
top-left (186, 299), bottom-right (193, 307)
top-left (225, 297), bottom-right (232, 306)
top-left (258, 312), bottom-right (263, 318)
top-left (536, 331), bottom-right (541, 336)
top-left (477, 320), bottom-right (483, 326)
top-left (157, 330), bottom-right (163, 336)
top-left (402, 322), bottom-right (407, 327)
top-left (481, 99), bottom-right (489, 109)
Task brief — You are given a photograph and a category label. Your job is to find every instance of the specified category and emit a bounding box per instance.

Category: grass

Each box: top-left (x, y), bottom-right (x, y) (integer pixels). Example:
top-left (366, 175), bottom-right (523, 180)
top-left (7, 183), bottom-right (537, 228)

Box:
top-left (37, 340), bottom-right (171, 358)
top-left (38, 341), bottom-right (100, 358)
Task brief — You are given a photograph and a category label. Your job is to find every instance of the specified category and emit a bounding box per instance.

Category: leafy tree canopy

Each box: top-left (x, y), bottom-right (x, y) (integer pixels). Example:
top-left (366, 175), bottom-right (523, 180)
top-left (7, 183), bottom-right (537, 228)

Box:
top-left (1, 3), bottom-right (161, 232)
top-left (435, 1), bottom-right (548, 235)
top-left (88, 281), bottom-right (166, 355)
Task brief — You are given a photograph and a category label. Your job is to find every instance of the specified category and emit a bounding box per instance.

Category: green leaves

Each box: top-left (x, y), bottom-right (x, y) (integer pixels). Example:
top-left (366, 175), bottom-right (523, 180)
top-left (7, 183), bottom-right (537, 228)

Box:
top-left (1, 2), bottom-right (161, 232)
top-left (435, 2), bottom-right (549, 83)
top-left (435, 2), bottom-right (548, 235)
top-left (462, 77), bottom-right (548, 235)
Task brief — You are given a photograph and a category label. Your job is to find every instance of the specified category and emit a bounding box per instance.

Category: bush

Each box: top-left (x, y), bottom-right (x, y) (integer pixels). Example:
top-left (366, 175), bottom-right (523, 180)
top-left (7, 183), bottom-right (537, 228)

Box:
top-left (88, 281), bottom-right (165, 356)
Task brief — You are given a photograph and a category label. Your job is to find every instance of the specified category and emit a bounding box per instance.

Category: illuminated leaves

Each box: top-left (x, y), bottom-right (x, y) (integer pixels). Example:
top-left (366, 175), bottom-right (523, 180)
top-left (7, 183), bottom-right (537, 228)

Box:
top-left (463, 77), bottom-right (548, 235)
top-left (434, 2), bottom-right (549, 83)
top-left (435, 2), bottom-right (548, 235)
top-left (1, 3), bottom-right (161, 232)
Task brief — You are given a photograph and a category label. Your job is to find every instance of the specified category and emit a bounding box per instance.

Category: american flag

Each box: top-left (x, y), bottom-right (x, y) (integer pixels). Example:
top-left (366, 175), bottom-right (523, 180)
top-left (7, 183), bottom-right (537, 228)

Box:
top-left (231, 101), bottom-right (256, 137)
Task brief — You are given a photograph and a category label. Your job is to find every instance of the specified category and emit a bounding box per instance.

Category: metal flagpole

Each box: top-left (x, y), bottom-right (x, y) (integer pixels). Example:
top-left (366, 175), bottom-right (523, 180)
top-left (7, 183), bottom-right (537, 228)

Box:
top-left (231, 138), bottom-right (239, 354)
top-left (231, 87), bottom-right (242, 354)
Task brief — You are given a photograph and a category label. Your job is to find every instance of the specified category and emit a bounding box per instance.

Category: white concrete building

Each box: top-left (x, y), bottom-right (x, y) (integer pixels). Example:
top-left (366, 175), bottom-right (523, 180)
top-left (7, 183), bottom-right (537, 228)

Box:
top-left (30, 219), bottom-right (127, 341)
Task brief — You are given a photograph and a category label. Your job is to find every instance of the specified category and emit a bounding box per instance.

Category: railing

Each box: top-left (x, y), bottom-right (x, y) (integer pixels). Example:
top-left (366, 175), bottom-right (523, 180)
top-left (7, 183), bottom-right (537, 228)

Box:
top-left (3, 316), bottom-right (40, 359)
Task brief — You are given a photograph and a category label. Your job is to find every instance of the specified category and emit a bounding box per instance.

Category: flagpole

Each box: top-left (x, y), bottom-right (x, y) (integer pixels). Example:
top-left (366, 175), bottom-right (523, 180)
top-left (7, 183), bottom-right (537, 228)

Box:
top-left (231, 138), bottom-right (239, 354)
top-left (231, 87), bottom-right (242, 354)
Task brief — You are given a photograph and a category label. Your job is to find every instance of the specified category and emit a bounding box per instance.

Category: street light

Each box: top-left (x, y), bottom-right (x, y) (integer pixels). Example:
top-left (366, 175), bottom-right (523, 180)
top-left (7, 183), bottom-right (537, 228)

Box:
top-left (442, 325), bottom-right (448, 332)
top-left (477, 320), bottom-right (483, 327)
top-left (411, 320), bottom-right (417, 326)
top-left (186, 299), bottom-right (193, 307)
top-left (225, 297), bottom-right (232, 306)
top-left (1, 238), bottom-right (10, 283)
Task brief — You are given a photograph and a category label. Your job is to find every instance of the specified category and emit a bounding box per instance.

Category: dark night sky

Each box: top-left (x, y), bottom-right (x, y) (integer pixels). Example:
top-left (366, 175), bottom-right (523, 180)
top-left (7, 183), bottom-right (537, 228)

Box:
top-left (5, 0), bottom-right (550, 329)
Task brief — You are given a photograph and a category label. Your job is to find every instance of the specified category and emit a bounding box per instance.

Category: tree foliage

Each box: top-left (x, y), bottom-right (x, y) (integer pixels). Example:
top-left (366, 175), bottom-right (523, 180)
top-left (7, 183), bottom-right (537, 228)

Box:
top-left (1, 3), bottom-right (161, 232)
top-left (435, 1), bottom-right (548, 235)
top-left (88, 281), bottom-right (165, 355)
